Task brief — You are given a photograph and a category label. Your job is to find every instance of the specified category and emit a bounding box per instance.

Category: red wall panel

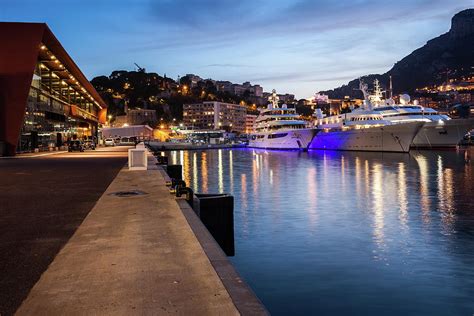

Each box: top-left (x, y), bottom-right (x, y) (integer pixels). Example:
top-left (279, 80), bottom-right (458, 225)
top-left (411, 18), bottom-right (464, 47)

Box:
top-left (0, 23), bottom-right (45, 155)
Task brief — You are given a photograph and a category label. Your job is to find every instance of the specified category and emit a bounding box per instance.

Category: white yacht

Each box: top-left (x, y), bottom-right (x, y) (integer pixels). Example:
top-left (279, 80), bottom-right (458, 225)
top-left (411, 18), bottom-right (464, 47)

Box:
top-left (309, 80), bottom-right (424, 153)
top-left (248, 90), bottom-right (317, 150)
top-left (366, 80), bottom-right (474, 148)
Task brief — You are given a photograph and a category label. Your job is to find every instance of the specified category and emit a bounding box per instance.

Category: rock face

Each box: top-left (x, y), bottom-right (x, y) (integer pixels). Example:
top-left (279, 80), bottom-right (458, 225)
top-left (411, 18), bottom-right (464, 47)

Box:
top-left (322, 9), bottom-right (474, 99)
top-left (450, 9), bottom-right (474, 39)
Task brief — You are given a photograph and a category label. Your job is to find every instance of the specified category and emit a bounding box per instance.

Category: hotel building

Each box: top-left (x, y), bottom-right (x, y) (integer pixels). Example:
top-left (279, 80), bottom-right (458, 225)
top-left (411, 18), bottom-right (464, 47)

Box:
top-left (183, 101), bottom-right (246, 133)
top-left (245, 114), bottom-right (257, 134)
top-left (0, 22), bottom-right (107, 156)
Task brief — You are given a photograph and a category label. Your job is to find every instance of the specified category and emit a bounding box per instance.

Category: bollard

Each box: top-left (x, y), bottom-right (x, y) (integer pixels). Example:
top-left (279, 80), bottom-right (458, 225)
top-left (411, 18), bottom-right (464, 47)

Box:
top-left (176, 186), bottom-right (194, 204)
top-left (155, 156), bottom-right (168, 165)
top-left (194, 194), bottom-right (235, 256)
top-left (166, 164), bottom-right (182, 180)
top-left (169, 179), bottom-right (186, 194)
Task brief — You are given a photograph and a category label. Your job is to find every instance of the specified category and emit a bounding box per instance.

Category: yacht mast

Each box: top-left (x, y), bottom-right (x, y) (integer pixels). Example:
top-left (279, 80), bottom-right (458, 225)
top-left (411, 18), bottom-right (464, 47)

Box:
top-left (389, 75), bottom-right (393, 99)
top-left (268, 89), bottom-right (280, 110)
top-left (359, 79), bottom-right (372, 110)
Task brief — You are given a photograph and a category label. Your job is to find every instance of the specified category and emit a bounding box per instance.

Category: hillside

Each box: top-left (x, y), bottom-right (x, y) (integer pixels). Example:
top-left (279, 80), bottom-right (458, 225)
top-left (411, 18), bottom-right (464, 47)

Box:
top-left (322, 9), bottom-right (474, 99)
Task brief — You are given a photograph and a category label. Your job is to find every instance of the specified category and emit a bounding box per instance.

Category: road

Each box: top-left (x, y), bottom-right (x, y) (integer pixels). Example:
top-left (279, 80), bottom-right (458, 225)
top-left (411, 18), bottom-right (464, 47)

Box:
top-left (0, 147), bottom-right (129, 315)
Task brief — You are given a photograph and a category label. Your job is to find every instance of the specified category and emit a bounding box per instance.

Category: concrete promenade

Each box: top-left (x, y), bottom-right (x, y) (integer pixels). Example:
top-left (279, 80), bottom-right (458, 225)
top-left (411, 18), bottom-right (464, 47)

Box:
top-left (0, 147), bottom-right (129, 315)
top-left (14, 150), bottom-right (265, 315)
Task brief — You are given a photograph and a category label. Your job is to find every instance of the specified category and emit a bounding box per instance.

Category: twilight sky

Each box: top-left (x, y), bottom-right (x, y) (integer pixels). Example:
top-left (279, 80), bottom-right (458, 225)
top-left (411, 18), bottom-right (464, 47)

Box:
top-left (1, 0), bottom-right (472, 98)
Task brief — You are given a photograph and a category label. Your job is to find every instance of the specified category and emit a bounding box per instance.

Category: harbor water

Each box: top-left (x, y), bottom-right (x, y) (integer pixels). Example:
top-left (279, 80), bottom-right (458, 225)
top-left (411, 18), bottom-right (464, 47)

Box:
top-left (167, 148), bottom-right (474, 315)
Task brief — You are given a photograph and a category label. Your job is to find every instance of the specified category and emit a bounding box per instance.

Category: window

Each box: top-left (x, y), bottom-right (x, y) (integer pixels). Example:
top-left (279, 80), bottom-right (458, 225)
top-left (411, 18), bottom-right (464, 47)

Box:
top-left (268, 133), bottom-right (288, 139)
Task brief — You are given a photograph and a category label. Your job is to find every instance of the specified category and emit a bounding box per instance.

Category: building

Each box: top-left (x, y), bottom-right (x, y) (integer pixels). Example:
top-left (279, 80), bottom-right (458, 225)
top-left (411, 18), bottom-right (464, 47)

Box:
top-left (216, 81), bottom-right (263, 97)
top-left (0, 22), bottom-right (107, 156)
top-left (101, 125), bottom-right (153, 140)
top-left (183, 101), bottom-right (246, 133)
top-left (114, 108), bottom-right (157, 127)
top-left (184, 74), bottom-right (203, 88)
top-left (245, 114), bottom-right (257, 134)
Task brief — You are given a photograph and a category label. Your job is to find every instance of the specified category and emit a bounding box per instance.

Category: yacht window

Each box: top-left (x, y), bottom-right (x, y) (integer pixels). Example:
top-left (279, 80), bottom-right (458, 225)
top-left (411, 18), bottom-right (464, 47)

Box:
top-left (268, 133), bottom-right (288, 139)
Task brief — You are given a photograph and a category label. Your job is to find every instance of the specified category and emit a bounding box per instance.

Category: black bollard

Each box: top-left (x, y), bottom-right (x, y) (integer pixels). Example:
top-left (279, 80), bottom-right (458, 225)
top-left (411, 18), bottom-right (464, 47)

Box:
top-left (194, 194), bottom-right (235, 256)
top-left (155, 155), bottom-right (169, 165)
top-left (176, 186), bottom-right (194, 205)
top-left (166, 164), bottom-right (182, 180)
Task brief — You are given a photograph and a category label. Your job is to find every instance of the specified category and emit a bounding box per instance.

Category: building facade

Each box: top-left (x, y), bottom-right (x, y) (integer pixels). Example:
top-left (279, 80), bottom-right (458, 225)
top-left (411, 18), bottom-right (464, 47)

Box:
top-left (183, 101), bottom-right (246, 133)
top-left (114, 109), bottom-right (157, 127)
top-left (0, 22), bottom-right (107, 156)
top-left (216, 81), bottom-right (263, 97)
top-left (245, 114), bottom-right (257, 134)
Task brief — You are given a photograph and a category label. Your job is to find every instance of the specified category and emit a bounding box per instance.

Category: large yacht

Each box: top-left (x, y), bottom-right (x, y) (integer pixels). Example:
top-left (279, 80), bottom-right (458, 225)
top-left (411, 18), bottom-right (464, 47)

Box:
top-left (248, 90), bottom-right (317, 150)
top-left (366, 80), bottom-right (474, 148)
top-left (308, 80), bottom-right (424, 153)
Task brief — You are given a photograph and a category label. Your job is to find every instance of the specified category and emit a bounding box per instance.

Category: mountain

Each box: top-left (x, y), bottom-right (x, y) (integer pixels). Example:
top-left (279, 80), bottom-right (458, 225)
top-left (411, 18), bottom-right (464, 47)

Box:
top-left (322, 9), bottom-right (474, 99)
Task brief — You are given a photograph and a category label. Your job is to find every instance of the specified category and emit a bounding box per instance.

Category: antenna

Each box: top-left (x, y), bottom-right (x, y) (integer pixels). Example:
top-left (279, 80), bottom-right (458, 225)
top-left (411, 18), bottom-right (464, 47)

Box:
top-left (389, 75), bottom-right (393, 98)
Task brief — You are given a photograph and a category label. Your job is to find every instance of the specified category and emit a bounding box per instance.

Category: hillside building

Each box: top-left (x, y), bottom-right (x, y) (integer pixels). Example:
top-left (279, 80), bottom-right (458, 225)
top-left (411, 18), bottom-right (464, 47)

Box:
top-left (183, 101), bottom-right (246, 133)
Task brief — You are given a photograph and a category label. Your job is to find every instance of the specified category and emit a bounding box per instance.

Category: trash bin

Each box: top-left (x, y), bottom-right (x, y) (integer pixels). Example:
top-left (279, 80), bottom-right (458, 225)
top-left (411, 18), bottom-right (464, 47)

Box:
top-left (194, 194), bottom-right (234, 256)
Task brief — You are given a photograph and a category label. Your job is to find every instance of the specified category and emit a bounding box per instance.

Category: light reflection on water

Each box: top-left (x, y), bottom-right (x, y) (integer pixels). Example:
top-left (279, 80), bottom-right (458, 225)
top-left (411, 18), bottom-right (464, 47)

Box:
top-left (167, 148), bottom-right (474, 315)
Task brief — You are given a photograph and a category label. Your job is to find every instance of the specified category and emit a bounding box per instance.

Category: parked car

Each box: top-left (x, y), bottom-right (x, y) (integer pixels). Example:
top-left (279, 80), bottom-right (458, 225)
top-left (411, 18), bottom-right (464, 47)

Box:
top-left (84, 140), bottom-right (96, 150)
top-left (118, 137), bottom-right (136, 146)
top-left (68, 140), bottom-right (84, 152)
top-left (104, 138), bottom-right (115, 146)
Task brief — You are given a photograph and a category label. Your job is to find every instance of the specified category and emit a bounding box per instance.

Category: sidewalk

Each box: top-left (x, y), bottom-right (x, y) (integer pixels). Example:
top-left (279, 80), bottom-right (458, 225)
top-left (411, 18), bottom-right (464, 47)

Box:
top-left (0, 147), bottom-right (129, 315)
top-left (16, 160), bottom-right (243, 315)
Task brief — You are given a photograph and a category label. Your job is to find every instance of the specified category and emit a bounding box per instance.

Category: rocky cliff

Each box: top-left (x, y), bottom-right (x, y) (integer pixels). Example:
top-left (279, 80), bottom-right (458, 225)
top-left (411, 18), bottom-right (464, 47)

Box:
top-left (322, 9), bottom-right (474, 98)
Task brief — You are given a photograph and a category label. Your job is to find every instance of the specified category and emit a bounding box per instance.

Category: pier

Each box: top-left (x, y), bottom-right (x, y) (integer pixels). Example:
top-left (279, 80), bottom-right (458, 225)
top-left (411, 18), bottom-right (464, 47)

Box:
top-left (1, 147), bottom-right (266, 315)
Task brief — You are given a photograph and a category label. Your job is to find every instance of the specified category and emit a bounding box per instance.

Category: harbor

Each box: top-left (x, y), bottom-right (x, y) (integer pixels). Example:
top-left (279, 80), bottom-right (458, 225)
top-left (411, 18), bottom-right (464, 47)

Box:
top-left (1, 4), bottom-right (474, 316)
top-left (0, 147), bottom-right (266, 315)
top-left (161, 147), bottom-right (474, 315)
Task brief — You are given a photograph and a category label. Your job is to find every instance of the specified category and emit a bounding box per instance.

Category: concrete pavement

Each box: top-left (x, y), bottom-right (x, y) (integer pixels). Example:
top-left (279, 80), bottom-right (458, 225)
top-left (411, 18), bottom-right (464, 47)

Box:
top-left (16, 158), bottom-right (241, 315)
top-left (0, 147), bottom-right (129, 315)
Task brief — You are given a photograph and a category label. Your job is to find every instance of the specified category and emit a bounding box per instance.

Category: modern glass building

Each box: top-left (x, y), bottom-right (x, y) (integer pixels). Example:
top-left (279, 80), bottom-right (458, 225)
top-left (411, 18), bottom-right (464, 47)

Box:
top-left (0, 22), bottom-right (107, 156)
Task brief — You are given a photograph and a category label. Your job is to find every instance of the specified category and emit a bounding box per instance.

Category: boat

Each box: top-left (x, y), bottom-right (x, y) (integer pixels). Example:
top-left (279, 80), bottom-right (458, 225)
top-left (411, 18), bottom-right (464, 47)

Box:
top-left (308, 80), bottom-right (424, 153)
top-left (362, 79), bottom-right (474, 148)
top-left (248, 90), bottom-right (317, 150)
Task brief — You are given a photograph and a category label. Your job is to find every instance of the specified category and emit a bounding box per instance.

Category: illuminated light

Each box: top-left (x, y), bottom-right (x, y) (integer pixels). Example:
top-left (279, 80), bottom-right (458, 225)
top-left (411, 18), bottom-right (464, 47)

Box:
top-left (40, 45), bottom-right (46, 50)
top-left (123, 123), bottom-right (129, 127)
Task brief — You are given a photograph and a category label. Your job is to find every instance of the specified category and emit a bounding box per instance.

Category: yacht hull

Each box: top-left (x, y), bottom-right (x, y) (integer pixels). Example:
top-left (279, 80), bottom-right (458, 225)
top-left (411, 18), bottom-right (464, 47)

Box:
top-left (309, 122), bottom-right (423, 153)
top-left (249, 128), bottom-right (317, 150)
top-left (412, 118), bottom-right (474, 148)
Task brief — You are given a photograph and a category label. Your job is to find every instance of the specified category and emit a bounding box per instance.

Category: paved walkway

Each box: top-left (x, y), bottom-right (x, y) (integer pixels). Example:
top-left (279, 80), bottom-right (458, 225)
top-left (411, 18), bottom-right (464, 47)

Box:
top-left (16, 159), bottom-right (241, 315)
top-left (0, 147), bottom-right (129, 315)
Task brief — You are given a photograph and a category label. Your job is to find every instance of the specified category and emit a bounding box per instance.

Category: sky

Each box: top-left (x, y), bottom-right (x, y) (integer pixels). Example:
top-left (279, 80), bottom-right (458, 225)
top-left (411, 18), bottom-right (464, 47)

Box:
top-left (1, 0), bottom-right (472, 99)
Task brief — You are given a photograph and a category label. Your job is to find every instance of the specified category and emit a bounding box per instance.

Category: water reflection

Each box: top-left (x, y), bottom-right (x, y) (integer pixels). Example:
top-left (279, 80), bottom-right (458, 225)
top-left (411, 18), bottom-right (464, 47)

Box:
top-left (372, 163), bottom-right (385, 251)
top-left (168, 148), bottom-right (474, 316)
top-left (398, 162), bottom-right (408, 230)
